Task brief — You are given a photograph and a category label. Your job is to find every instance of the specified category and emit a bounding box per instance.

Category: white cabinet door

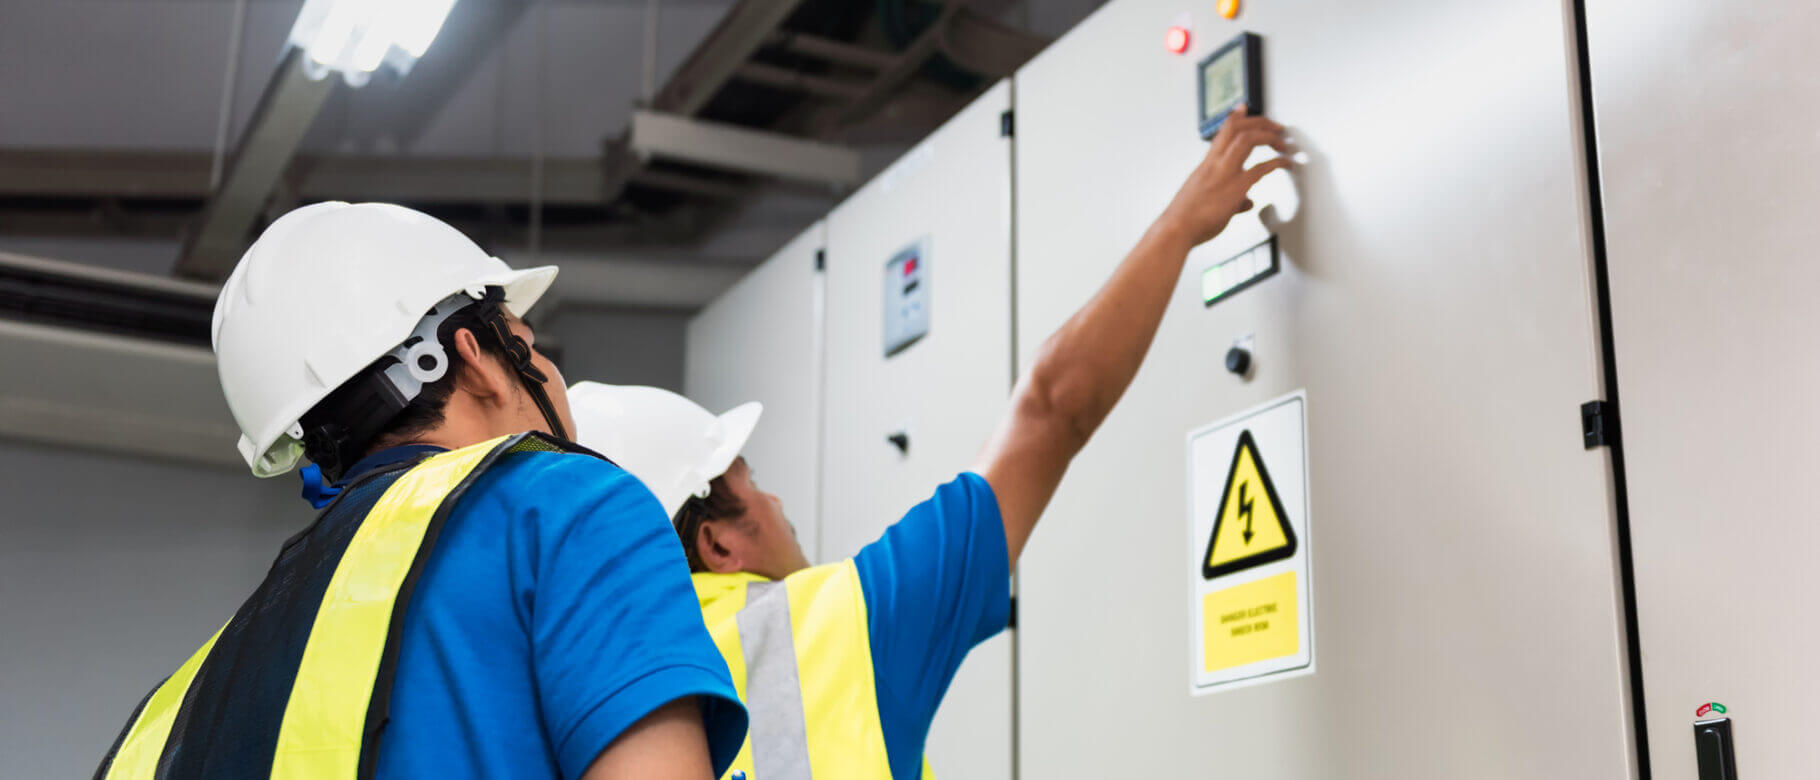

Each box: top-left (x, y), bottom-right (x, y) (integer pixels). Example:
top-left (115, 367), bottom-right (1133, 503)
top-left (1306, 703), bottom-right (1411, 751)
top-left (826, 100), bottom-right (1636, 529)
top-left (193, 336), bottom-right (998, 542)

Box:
top-left (1587, 1), bottom-right (1820, 776)
top-left (686, 223), bottom-right (827, 561)
top-left (1013, 0), bottom-right (1636, 777)
top-left (822, 81), bottom-right (1015, 780)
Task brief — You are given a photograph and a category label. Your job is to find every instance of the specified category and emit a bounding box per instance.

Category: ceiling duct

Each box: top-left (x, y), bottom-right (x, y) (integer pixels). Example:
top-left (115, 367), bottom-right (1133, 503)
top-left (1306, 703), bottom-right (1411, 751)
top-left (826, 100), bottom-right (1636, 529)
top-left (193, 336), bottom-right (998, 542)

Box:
top-left (0, 251), bottom-right (237, 466)
top-left (0, 251), bottom-right (216, 347)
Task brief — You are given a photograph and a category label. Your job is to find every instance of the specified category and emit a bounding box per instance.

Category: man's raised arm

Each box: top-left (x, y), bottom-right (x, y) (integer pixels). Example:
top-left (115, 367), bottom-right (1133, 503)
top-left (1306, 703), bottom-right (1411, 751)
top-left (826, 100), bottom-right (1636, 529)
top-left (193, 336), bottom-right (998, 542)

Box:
top-left (975, 107), bottom-right (1291, 566)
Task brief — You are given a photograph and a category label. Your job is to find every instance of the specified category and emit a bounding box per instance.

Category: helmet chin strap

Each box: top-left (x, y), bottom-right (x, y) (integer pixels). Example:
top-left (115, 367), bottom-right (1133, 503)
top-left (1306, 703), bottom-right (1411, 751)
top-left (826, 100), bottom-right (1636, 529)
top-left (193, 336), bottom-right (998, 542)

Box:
top-left (472, 288), bottom-right (570, 442)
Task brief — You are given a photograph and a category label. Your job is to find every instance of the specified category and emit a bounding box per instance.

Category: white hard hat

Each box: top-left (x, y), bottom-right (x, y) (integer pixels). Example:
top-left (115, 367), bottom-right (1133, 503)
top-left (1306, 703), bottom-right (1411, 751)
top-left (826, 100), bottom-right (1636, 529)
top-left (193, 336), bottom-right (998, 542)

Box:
top-left (212, 201), bottom-right (557, 477)
top-left (567, 382), bottom-right (762, 519)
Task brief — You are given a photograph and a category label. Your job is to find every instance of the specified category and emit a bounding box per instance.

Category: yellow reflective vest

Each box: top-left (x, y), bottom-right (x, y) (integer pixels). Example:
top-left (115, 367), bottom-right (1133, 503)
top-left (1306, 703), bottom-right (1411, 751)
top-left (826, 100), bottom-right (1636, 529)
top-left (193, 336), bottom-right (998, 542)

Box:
top-left (695, 565), bottom-right (935, 780)
top-left (95, 433), bottom-right (576, 780)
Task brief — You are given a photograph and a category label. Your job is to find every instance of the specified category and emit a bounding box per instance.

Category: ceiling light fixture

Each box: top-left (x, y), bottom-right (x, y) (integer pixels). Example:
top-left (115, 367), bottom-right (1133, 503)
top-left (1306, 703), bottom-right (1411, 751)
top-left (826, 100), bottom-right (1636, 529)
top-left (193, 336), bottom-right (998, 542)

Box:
top-left (288, 0), bottom-right (459, 87)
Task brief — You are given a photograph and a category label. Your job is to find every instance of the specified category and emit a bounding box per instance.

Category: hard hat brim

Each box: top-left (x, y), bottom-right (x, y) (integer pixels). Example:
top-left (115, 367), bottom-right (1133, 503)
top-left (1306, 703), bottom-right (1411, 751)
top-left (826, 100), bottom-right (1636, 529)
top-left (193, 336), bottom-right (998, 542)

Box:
top-left (491, 265), bottom-right (558, 320)
top-left (705, 401), bottom-right (763, 482)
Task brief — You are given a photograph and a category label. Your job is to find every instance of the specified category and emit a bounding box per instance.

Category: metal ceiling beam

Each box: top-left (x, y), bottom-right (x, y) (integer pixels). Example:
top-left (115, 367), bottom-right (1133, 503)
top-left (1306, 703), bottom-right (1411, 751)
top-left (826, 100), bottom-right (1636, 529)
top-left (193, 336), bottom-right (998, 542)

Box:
top-left (629, 110), bottom-right (861, 186)
top-left (651, 0), bottom-right (811, 115)
top-left (933, 8), bottom-right (1050, 80)
top-left (174, 48), bottom-right (335, 280)
top-left (293, 156), bottom-right (604, 204)
top-left (601, 0), bottom-right (811, 203)
top-left (734, 62), bottom-right (869, 101)
top-left (0, 150), bottom-right (743, 204)
top-left (627, 169), bottom-right (748, 200)
top-left (770, 31), bottom-right (899, 70)
top-left (0, 150), bottom-right (213, 199)
top-left (821, 2), bottom-right (965, 133)
top-left (504, 251), bottom-right (751, 310)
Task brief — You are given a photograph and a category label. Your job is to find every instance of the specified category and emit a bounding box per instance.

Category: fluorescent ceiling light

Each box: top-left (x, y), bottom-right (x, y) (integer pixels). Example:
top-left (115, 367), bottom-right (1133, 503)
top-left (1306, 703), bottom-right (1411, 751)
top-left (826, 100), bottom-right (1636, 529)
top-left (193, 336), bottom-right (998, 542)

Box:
top-left (289, 0), bottom-right (459, 86)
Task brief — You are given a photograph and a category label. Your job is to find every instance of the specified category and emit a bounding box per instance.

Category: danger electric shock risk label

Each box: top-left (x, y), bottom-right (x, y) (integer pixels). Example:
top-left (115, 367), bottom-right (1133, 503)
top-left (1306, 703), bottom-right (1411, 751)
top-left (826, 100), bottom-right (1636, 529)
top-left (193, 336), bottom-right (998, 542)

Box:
top-left (1187, 391), bottom-right (1314, 694)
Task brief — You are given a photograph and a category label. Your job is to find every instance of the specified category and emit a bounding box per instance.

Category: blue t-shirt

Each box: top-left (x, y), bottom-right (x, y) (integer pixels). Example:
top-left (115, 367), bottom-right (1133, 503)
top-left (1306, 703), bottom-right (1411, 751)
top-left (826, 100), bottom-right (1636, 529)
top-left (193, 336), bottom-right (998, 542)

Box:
top-left (316, 446), bottom-right (747, 779)
top-left (852, 472), bottom-right (1012, 779)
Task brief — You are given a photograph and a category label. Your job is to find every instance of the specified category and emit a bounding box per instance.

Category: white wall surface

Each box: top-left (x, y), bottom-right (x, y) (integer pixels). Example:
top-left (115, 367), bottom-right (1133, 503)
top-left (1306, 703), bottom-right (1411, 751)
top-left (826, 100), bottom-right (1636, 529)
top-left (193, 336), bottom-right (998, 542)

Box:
top-left (0, 440), bottom-right (302, 779)
top-left (820, 81), bottom-right (1015, 780)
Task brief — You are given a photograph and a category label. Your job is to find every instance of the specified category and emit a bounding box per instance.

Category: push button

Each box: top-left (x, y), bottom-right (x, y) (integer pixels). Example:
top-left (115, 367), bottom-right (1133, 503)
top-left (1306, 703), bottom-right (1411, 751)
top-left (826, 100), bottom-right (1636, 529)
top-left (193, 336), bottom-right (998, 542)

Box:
top-left (1225, 345), bottom-right (1251, 376)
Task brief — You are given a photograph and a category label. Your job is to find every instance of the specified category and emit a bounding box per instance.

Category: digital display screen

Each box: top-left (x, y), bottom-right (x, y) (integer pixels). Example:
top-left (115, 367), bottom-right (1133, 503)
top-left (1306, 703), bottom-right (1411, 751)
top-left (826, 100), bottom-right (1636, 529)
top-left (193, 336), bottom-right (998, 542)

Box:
top-left (884, 239), bottom-right (930, 356)
top-left (1201, 47), bottom-right (1246, 125)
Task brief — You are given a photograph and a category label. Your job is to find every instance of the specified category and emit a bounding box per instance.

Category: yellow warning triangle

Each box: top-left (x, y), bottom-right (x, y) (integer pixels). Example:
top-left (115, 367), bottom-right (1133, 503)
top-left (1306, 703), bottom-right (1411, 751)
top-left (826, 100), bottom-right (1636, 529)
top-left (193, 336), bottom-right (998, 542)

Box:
top-left (1203, 429), bottom-right (1297, 579)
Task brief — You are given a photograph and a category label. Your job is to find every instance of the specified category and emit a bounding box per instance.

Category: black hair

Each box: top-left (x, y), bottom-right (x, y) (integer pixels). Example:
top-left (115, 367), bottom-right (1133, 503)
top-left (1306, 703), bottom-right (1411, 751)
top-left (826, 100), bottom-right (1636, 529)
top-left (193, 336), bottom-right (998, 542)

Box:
top-left (673, 472), bottom-right (750, 573)
top-left (299, 298), bottom-right (516, 480)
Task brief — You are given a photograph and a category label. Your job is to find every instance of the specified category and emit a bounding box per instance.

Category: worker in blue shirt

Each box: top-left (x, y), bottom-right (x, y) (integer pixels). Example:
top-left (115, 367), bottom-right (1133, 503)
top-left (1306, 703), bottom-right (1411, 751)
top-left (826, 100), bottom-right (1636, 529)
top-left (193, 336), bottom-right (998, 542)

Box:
top-left (96, 202), bottom-right (746, 780)
top-left (568, 107), bottom-right (1291, 779)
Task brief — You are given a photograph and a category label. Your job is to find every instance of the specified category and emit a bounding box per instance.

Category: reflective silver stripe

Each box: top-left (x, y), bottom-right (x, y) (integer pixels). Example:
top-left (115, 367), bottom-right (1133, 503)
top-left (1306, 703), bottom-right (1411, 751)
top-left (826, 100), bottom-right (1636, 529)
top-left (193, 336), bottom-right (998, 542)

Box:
top-left (737, 581), bottom-right (812, 780)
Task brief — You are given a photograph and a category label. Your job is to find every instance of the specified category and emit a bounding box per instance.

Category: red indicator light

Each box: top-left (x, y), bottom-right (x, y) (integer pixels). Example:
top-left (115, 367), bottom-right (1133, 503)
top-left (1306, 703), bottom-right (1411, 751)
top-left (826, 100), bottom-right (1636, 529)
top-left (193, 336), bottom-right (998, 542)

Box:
top-left (904, 257), bottom-right (918, 275)
top-left (1165, 26), bottom-right (1191, 54)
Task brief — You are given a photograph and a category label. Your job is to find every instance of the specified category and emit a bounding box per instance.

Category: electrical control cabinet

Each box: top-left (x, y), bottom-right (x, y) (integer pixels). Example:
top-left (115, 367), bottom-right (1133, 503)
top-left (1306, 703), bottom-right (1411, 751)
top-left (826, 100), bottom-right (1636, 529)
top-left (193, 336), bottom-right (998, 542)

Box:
top-left (685, 223), bottom-right (827, 562)
top-left (1586, 1), bottom-right (1820, 775)
top-left (1012, 0), bottom-right (1635, 777)
top-left (821, 82), bottom-right (1015, 780)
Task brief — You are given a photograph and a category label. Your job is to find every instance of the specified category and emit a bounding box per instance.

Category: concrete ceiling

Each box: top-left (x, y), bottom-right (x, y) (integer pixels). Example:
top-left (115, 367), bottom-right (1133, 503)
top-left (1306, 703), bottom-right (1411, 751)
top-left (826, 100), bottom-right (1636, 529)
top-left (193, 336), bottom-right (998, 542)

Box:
top-left (0, 0), bottom-right (1106, 310)
top-left (0, 0), bottom-right (737, 156)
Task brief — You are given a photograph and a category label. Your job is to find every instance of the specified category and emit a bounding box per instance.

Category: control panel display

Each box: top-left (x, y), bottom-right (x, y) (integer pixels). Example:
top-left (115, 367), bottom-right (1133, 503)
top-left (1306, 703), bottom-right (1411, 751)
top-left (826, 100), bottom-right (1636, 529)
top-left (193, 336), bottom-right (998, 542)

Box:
top-left (1198, 32), bottom-right (1262, 139)
top-left (883, 239), bottom-right (930, 356)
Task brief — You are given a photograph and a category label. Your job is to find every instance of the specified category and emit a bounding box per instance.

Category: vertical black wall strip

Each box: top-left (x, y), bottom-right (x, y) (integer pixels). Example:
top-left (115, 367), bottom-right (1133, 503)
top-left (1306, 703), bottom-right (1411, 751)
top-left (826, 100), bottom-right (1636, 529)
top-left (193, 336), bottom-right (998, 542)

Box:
top-left (1003, 80), bottom-right (1022, 780)
top-left (1567, 1), bottom-right (1652, 776)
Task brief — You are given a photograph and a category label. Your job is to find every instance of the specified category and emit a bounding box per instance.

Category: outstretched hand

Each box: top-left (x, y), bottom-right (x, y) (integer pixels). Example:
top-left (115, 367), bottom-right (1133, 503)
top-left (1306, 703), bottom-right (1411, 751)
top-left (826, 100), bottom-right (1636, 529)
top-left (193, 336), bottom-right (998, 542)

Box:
top-left (1155, 105), bottom-right (1292, 249)
top-left (977, 104), bottom-right (1295, 569)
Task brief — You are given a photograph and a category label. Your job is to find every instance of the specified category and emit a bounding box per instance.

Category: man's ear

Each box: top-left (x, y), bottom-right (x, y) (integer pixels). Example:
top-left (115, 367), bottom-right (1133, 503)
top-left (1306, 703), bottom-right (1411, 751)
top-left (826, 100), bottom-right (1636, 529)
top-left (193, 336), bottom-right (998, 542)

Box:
top-left (450, 327), bottom-right (514, 403)
top-left (695, 521), bottom-right (743, 574)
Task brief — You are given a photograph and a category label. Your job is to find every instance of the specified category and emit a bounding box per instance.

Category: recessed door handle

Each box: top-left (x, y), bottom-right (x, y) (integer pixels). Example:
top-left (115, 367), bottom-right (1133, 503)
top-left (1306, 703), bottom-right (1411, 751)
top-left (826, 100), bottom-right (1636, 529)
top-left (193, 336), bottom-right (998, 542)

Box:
top-left (1694, 718), bottom-right (1738, 780)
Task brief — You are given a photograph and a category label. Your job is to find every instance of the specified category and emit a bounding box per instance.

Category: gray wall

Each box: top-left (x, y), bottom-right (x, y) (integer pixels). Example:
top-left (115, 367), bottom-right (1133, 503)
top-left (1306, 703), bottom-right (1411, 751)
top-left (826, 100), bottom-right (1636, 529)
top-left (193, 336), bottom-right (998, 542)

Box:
top-left (548, 306), bottom-right (692, 392)
top-left (0, 439), bottom-right (302, 778)
top-left (0, 237), bottom-right (184, 278)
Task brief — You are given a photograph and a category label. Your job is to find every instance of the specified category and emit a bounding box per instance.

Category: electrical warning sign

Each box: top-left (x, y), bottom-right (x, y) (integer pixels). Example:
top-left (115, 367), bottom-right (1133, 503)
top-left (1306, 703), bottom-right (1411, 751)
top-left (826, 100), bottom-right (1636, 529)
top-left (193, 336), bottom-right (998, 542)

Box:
top-left (1202, 430), bottom-right (1297, 579)
top-left (1187, 391), bottom-right (1313, 694)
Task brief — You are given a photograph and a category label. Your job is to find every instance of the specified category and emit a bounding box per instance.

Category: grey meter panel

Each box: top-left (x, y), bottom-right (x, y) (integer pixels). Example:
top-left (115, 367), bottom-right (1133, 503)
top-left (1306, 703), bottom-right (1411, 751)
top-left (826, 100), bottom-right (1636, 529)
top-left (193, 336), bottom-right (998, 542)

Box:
top-left (883, 239), bottom-right (930, 356)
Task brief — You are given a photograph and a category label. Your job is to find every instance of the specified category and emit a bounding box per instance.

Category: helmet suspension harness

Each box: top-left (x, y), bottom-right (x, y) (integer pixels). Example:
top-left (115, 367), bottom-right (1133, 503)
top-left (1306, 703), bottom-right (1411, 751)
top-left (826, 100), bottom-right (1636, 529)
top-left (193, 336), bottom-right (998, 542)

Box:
top-left (470, 286), bottom-right (571, 443)
top-left (300, 286), bottom-right (568, 482)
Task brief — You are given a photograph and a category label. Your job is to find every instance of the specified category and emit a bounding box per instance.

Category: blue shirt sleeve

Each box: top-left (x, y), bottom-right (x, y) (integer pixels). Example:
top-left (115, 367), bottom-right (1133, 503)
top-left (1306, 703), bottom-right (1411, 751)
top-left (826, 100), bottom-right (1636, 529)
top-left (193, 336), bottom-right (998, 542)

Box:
top-left (852, 471), bottom-right (1010, 777)
top-left (498, 452), bottom-right (749, 779)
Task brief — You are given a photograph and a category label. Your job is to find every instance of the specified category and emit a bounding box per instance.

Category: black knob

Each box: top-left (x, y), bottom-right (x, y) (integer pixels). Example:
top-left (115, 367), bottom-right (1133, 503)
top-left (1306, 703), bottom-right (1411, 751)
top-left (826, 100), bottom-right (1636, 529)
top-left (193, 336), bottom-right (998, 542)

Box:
top-left (886, 431), bottom-right (909, 454)
top-left (1225, 346), bottom-right (1252, 376)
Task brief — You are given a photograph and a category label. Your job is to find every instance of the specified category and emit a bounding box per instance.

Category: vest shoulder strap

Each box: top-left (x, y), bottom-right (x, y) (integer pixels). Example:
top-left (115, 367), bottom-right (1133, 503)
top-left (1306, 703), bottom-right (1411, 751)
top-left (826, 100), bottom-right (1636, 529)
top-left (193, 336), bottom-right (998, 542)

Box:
top-left (97, 432), bottom-right (589, 780)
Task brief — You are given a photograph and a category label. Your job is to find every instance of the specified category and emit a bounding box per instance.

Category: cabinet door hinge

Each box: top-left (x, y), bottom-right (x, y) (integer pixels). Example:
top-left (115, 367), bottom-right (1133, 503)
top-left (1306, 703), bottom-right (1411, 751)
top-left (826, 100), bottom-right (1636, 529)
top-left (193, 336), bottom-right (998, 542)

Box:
top-left (1581, 400), bottom-right (1615, 449)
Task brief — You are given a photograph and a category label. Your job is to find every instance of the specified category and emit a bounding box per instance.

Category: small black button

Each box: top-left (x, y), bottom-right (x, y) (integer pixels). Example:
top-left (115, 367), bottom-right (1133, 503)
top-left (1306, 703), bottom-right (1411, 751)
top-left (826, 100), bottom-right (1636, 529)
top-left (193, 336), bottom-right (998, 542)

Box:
top-left (1225, 346), bottom-right (1252, 376)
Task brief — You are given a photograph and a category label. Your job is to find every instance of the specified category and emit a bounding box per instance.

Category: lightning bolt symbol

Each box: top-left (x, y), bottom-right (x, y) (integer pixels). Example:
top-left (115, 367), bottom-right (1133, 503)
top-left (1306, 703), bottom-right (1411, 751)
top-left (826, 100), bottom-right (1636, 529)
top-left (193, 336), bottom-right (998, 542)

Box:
top-left (1239, 481), bottom-right (1255, 544)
